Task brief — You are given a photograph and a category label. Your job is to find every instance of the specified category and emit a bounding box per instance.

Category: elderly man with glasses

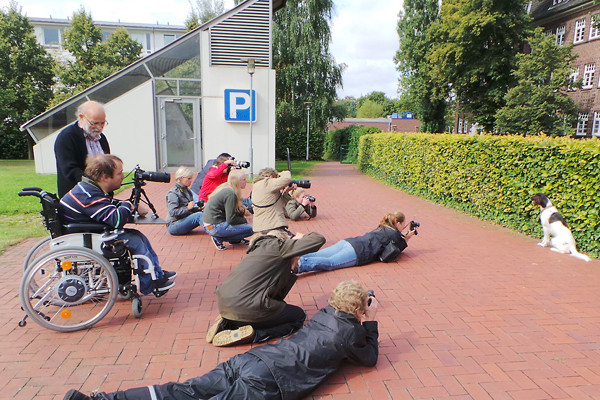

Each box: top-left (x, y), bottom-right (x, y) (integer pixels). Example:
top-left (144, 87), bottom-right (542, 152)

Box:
top-left (54, 100), bottom-right (111, 197)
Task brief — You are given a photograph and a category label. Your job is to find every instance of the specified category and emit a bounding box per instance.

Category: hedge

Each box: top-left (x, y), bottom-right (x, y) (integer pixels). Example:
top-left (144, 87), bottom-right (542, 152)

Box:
top-left (358, 132), bottom-right (600, 257)
top-left (324, 125), bottom-right (381, 161)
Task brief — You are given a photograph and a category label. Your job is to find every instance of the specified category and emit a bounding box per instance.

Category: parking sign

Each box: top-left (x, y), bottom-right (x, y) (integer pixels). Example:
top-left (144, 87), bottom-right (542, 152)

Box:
top-left (224, 89), bottom-right (256, 122)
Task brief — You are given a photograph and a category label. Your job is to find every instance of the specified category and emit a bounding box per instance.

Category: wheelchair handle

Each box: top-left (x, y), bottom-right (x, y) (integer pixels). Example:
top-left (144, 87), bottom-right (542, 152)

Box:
top-left (21, 186), bottom-right (43, 192)
top-left (18, 191), bottom-right (43, 198)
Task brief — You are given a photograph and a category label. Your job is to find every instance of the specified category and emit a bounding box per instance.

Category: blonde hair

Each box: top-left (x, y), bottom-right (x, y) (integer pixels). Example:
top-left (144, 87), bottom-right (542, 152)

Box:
top-left (175, 166), bottom-right (194, 181)
top-left (379, 211), bottom-right (405, 229)
top-left (290, 188), bottom-right (306, 199)
top-left (328, 280), bottom-right (368, 320)
top-left (210, 169), bottom-right (247, 215)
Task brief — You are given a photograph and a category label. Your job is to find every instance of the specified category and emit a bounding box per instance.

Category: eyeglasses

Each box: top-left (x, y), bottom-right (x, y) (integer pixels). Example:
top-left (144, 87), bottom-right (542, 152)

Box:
top-left (83, 115), bottom-right (108, 128)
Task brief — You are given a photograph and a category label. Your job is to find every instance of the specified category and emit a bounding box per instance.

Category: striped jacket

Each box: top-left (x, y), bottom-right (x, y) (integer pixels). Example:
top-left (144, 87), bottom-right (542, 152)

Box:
top-left (59, 177), bottom-right (133, 229)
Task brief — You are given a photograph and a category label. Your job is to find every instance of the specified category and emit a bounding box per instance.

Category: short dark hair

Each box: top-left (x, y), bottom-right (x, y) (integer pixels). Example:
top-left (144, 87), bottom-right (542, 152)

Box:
top-left (85, 154), bottom-right (123, 182)
top-left (214, 153), bottom-right (232, 166)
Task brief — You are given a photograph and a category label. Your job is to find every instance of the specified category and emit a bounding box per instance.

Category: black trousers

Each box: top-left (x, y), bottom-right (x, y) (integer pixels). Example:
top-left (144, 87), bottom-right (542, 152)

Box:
top-left (96, 353), bottom-right (282, 400)
top-left (223, 303), bottom-right (306, 342)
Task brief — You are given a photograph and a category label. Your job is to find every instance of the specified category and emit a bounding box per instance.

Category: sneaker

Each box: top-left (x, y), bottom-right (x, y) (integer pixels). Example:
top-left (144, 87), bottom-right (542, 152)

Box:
top-left (63, 389), bottom-right (96, 400)
top-left (230, 239), bottom-right (250, 245)
top-left (212, 325), bottom-right (255, 347)
top-left (163, 270), bottom-right (177, 280)
top-left (211, 236), bottom-right (226, 251)
top-left (152, 277), bottom-right (176, 293)
top-left (206, 314), bottom-right (224, 343)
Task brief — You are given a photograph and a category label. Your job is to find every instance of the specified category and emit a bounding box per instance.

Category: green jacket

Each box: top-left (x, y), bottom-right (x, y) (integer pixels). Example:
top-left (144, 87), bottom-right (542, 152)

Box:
top-left (216, 232), bottom-right (326, 323)
top-left (202, 187), bottom-right (247, 226)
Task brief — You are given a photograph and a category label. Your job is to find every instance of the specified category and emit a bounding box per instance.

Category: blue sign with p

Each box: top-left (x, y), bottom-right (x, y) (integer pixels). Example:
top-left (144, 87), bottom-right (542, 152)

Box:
top-left (225, 89), bottom-right (256, 122)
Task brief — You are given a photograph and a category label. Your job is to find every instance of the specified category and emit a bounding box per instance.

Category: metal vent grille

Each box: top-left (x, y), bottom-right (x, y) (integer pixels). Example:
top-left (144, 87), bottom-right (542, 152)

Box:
top-left (210, 0), bottom-right (272, 67)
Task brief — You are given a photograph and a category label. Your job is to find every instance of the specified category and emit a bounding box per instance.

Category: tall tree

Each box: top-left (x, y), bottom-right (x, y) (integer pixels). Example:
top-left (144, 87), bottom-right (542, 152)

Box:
top-left (55, 8), bottom-right (142, 103)
top-left (185, 0), bottom-right (225, 30)
top-left (273, 0), bottom-right (342, 159)
top-left (428, 0), bottom-right (530, 131)
top-left (357, 91), bottom-right (396, 117)
top-left (495, 28), bottom-right (579, 136)
top-left (0, 1), bottom-right (55, 159)
top-left (395, 0), bottom-right (446, 132)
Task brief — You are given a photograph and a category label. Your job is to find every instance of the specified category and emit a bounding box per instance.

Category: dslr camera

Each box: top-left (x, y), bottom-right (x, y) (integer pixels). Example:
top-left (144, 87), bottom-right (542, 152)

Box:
top-left (133, 166), bottom-right (171, 184)
top-left (291, 179), bottom-right (311, 189)
top-left (409, 220), bottom-right (420, 235)
top-left (367, 289), bottom-right (375, 306)
top-left (305, 194), bottom-right (316, 202)
top-left (234, 160), bottom-right (250, 169)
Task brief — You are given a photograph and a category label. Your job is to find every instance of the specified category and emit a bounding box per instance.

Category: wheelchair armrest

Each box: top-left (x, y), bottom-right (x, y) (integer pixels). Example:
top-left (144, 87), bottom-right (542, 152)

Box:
top-left (64, 223), bottom-right (109, 234)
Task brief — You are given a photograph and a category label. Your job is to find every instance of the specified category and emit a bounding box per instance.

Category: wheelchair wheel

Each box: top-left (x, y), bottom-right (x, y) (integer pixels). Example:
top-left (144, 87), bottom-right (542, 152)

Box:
top-left (132, 297), bottom-right (142, 318)
top-left (23, 236), bottom-right (51, 271)
top-left (20, 247), bottom-right (119, 332)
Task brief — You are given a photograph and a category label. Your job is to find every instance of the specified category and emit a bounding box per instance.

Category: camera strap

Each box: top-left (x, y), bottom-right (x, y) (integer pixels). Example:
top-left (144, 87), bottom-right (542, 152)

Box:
top-left (251, 191), bottom-right (283, 208)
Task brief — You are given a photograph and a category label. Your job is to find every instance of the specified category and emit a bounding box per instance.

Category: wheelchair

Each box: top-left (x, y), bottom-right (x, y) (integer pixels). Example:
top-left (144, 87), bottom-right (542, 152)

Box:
top-left (18, 187), bottom-right (160, 332)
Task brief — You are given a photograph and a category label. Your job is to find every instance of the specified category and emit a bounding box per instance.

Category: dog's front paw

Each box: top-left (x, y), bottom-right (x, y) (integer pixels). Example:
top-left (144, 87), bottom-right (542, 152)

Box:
top-left (538, 242), bottom-right (548, 247)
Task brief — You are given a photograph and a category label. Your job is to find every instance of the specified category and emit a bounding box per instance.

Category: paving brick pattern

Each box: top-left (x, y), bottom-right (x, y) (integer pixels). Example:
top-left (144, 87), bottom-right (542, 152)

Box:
top-left (1, 161), bottom-right (599, 399)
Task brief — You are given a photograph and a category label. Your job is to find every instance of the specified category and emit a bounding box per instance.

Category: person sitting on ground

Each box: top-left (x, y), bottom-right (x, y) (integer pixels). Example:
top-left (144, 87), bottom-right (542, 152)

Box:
top-left (202, 169), bottom-right (254, 250)
top-left (63, 280), bottom-right (378, 400)
top-left (197, 153), bottom-right (235, 203)
top-left (165, 166), bottom-right (204, 236)
top-left (205, 229), bottom-right (326, 347)
top-left (297, 211), bottom-right (416, 274)
top-left (284, 188), bottom-right (317, 221)
top-left (59, 154), bottom-right (176, 296)
top-left (251, 167), bottom-right (295, 234)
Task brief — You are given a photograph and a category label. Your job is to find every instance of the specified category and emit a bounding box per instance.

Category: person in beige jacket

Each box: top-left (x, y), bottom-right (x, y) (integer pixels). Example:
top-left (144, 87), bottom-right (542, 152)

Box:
top-left (251, 168), bottom-right (295, 233)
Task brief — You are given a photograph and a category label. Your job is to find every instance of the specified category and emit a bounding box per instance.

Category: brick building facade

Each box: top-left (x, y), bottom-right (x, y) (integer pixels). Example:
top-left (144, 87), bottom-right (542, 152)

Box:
top-left (530, 0), bottom-right (600, 137)
top-left (328, 117), bottom-right (421, 133)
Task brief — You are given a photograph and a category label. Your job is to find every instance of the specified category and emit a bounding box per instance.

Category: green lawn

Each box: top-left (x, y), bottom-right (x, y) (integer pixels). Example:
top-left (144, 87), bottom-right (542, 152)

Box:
top-left (0, 160), bottom-right (57, 255)
top-left (0, 159), bottom-right (322, 255)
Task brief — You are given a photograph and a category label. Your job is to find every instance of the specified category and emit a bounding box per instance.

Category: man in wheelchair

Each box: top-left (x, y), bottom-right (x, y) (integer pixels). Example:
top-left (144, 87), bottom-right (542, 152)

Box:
top-left (59, 154), bottom-right (176, 296)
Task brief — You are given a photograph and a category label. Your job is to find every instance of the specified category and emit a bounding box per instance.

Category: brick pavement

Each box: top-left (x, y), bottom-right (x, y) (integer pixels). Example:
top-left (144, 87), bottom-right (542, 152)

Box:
top-left (1, 161), bottom-right (599, 399)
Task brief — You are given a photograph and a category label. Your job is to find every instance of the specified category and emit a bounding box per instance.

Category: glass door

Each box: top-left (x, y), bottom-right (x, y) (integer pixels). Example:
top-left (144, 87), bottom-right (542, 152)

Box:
top-left (158, 97), bottom-right (201, 169)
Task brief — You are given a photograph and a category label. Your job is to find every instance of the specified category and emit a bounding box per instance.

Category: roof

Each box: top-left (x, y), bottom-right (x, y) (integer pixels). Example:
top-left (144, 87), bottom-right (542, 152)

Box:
top-left (529, 0), bottom-right (594, 23)
top-left (28, 16), bottom-right (185, 31)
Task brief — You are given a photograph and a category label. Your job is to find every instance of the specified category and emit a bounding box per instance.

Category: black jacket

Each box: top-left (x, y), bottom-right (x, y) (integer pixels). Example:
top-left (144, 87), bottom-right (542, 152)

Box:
top-left (249, 305), bottom-right (379, 400)
top-left (345, 225), bottom-right (407, 266)
top-left (54, 122), bottom-right (110, 197)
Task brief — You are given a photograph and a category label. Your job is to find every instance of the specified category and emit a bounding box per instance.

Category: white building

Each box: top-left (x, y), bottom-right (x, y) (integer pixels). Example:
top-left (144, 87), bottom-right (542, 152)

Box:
top-left (21, 0), bottom-right (285, 178)
top-left (29, 17), bottom-right (186, 62)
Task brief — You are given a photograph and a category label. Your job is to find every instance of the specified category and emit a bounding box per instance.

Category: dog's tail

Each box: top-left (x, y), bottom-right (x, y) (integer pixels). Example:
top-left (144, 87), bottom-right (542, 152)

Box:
top-left (570, 247), bottom-right (591, 262)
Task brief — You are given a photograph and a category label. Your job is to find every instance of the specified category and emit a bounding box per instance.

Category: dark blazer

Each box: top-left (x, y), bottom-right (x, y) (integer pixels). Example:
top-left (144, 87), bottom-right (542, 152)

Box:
top-left (54, 122), bottom-right (110, 197)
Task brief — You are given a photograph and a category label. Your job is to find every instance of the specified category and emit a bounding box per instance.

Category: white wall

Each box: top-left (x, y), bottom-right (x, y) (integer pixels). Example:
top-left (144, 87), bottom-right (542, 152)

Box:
top-left (32, 81), bottom-right (155, 175)
top-left (199, 31), bottom-right (276, 177)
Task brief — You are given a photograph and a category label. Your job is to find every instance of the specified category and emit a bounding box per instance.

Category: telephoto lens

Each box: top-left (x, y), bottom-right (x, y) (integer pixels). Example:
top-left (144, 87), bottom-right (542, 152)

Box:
top-left (367, 290), bottom-right (375, 306)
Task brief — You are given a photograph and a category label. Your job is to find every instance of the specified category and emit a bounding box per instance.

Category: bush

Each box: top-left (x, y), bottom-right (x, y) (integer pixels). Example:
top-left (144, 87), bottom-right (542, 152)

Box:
top-left (324, 125), bottom-right (381, 161)
top-left (358, 132), bottom-right (600, 256)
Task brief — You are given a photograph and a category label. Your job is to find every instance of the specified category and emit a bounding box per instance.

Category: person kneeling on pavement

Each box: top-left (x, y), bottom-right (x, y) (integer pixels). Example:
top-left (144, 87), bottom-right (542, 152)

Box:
top-left (64, 280), bottom-right (379, 400)
top-left (59, 154), bottom-right (176, 296)
top-left (284, 188), bottom-right (317, 220)
top-left (206, 229), bottom-right (326, 346)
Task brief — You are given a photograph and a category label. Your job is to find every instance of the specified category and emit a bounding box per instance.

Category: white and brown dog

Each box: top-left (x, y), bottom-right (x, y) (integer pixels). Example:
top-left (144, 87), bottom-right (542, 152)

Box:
top-left (531, 193), bottom-right (590, 262)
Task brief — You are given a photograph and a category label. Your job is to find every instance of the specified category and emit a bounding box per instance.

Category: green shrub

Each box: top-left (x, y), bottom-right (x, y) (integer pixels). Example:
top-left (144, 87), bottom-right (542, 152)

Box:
top-left (324, 125), bottom-right (381, 161)
top-left (358, 132), bottom-right (600, 257)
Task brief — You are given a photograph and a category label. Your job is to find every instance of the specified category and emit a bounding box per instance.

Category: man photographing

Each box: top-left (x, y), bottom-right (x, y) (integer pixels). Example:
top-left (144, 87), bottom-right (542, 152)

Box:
top-left (59, 154), bottom-right (176, 296)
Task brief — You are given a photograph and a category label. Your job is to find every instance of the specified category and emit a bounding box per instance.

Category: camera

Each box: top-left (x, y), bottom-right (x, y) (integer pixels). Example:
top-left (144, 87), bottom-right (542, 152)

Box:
top-left (134, 167), bottom-right (171, 183)
top-left (367, 289), bottom-right (375, 306)
top-left (234, 161), bottom-right (250, 169)
top-left (305, 194), bottom-right (316, 202)
top-left (291, 179), bottom-right (311, 189)
top-left (196, 199), bottom-right (205, 209)
top-left (410, 220), bottom-right (420, 235)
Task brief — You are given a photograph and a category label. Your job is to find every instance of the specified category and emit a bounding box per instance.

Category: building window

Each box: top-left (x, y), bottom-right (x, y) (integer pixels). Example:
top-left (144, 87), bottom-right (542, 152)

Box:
top-left (556, 25), bottom-right (565, 46)
top-left (552, 0), bottom-right (565, 4)
top-left (544, 29), bottom-right (552, 37)
top-left (582, 64), bottom-right (595, 89)
top-left (590, 15), bottom-right (600, 40)
top-left (568, 67), bottom-right (579, 91)
top-left (164, 34), bottom-right (176, 45)
top-left (102, 31), bottom-right (112, 41)
top-left (592, 112), bottom-right (600, 137)
top-left (43, 28), bottom-right (60, 48)
top-left (574, 18), bottom-right (586, 44)
top-left (576, 113), bottom-right (589, 135)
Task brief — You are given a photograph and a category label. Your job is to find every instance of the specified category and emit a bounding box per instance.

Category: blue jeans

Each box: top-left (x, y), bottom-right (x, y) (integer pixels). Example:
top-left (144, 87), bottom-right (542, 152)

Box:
top-left (120, 229), bottom-right (164, 295)
top-left (298, 240), bottom-right (357, 273)
top-left (203, 221), bottom-right (254, 243)
top-left (167, 212), bottom-right (203, 235)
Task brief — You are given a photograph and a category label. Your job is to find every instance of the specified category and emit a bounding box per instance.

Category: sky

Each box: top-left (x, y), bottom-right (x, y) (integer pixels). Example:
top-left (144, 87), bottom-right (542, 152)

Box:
top-left (2, 0), bottom-right (402, 100)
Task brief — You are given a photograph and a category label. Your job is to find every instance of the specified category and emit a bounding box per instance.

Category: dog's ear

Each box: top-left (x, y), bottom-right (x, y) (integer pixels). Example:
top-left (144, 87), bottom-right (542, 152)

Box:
top-left (531, 193), bottom-right (548, 208)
